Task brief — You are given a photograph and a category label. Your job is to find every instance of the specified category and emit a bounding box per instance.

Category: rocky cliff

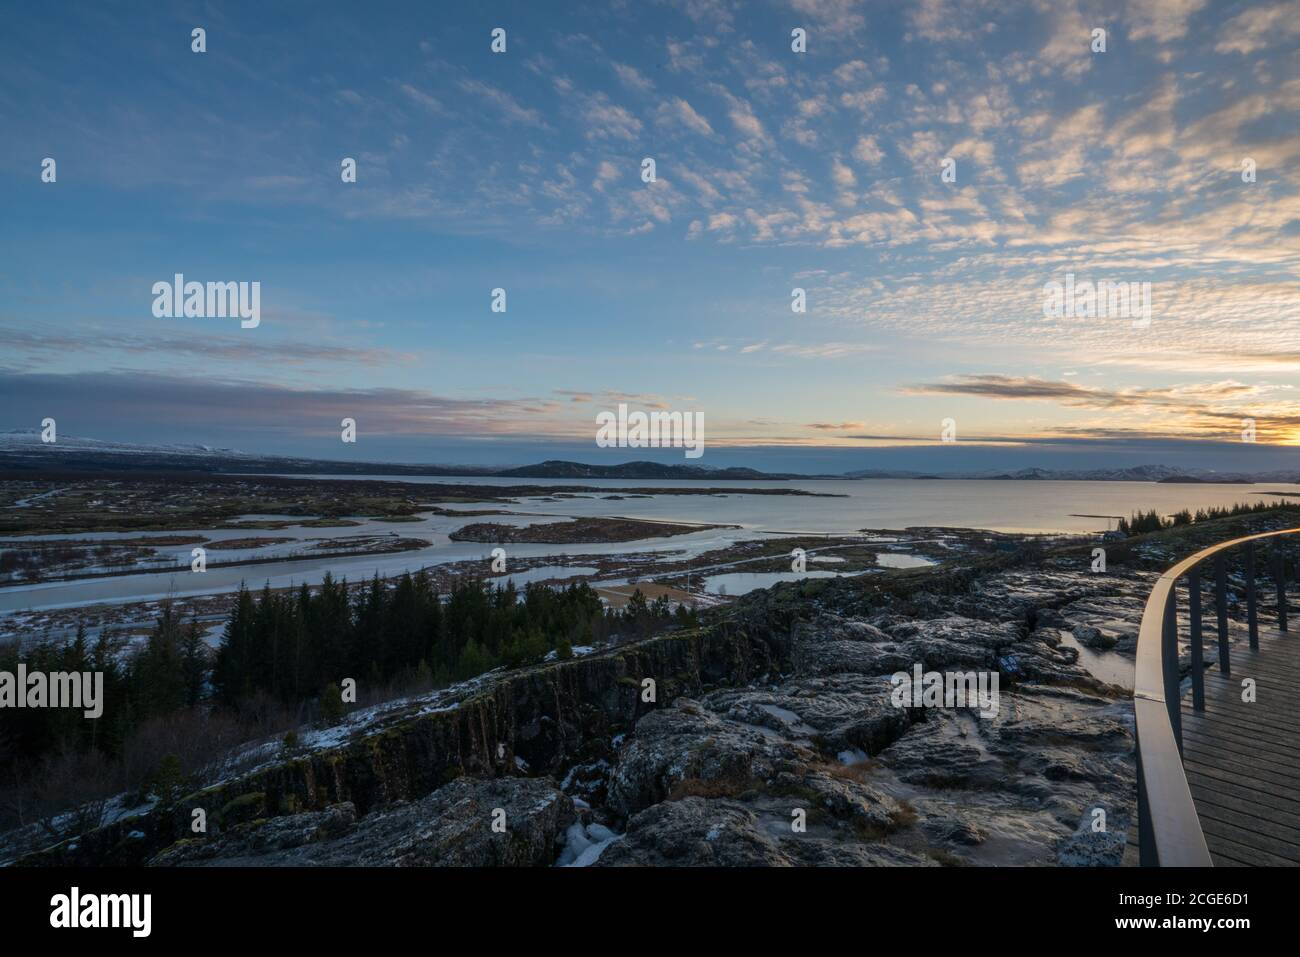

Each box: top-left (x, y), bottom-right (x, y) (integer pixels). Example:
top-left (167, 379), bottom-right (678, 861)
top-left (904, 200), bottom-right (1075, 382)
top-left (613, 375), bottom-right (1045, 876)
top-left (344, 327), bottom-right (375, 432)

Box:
top-left (19, 533), bottom-right (1199, 868)
top-left (17, 619), bottom-right (776, 866)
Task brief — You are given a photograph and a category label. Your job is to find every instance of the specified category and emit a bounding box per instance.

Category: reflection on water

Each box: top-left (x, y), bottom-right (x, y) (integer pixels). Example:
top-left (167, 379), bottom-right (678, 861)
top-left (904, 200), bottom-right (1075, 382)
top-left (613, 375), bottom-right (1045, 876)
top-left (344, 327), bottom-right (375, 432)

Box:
top-left (699, 552), bottom-right (935, 594)
top-left (702, 570), bottom-right (851, 594)
top-left (4, 477), bottom-right (1293, 614)
top-left (488, 566), bottom-right (597, 588)
top-left (875, 553), bottom-right (937, 569)
top-left (1056, 631), bottom-right (1134, 688)
top-left (273, 475), bottom-right (1300, 535)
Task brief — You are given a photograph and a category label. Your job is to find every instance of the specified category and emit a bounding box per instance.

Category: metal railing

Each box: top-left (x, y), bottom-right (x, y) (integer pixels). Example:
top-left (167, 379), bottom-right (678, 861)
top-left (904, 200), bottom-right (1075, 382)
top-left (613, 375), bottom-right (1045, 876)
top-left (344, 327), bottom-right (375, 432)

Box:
top-left (1134, 526), bottom-right (1297, 866)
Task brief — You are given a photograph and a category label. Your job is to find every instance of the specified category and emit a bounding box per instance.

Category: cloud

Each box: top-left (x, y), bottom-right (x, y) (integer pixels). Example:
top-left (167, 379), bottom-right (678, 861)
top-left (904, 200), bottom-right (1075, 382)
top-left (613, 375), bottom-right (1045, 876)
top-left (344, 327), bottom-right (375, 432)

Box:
top-left (715, 90), bottom-right (768, 142)
top-left (582, 92), bottom-right (643, 140)
top-left (0, 324), bottom-right (415, 370)
top-left (674, 0), bottom-right (736, 31)
top-left (839, 85), bottom-right (887, 114)
top-left (8, 0), bottom-right (1299, 461)
top-left (905, 374), bottom-right (1116, 404)
top-left (663, 96), bottom-right (714, 135)
top-left (1032, 0), bottom-right (1095, 79)
top-left (611, 61), bottom-right (653, 93)
top-left (1125, 0), bottom-right (1207, 42)
top-left (457, 79), bottom-right (546, 127)
top-left (906, 0), bottom-right (997, 42)
top-left (0, 371), bottom-right (592, 441)
top-left (902, 374), bottom-right (1300, 442)
top-left (807, 421), bottom-right (868, 430)
top-left (851, 135), bottom-right (884, 165)
top-left (592, 160), bottom-right (620, 191)
top-left (397, 82), bottom-right (445, 115)
top-left (788, 0), bottom-right (867, 34)
top-left (1214, 2), bottom-right (1300, 54)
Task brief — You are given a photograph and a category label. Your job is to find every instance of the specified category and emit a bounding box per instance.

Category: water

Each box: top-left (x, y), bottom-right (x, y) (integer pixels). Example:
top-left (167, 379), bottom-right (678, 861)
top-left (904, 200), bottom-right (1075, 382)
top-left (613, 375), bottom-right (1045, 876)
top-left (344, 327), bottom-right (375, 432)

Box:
top-left (2, 478), bottom-right (1292, 612)
top-left (702, 570), bottom-right (854, 595)
top-left (1057, 631), bottom-right (1134, 689)
top-left (875, 553), bottom-right (937, 569)
top-left (700, 551), bottom-right (936, 594)
top-left (270, 474), bottom-right (1300, 535)
top-left (488, 566), bottom-right (598, 588)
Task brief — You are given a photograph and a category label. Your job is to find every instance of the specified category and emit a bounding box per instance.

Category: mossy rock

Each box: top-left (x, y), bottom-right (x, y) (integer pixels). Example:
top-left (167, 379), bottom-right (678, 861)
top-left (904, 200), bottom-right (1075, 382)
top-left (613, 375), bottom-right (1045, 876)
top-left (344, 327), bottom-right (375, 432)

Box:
top-left (219, 791), bottom-right (267, 827)
top-left (109, 830), bottom-right (154, 866)
top-left (156, 837), bottom-right (203, 856)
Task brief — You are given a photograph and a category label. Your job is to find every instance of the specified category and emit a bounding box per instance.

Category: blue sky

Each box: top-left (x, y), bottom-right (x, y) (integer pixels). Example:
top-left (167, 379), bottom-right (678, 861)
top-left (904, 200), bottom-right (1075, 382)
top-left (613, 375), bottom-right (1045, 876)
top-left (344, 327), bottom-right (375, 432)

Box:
top-left (1, 0), bottom-right (1298, 471)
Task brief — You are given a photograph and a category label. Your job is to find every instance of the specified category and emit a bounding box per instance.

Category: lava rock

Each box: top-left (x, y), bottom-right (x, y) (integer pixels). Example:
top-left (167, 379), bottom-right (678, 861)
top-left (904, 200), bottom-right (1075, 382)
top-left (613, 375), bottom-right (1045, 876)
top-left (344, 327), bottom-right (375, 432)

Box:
top-left (147, 777), bottom-right (573, 867)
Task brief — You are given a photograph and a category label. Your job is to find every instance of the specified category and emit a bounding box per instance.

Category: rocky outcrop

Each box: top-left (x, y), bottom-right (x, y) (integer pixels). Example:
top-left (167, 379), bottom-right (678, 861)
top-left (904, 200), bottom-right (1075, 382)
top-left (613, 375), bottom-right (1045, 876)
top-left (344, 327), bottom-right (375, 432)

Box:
top-left (594, 563), bottom-right (1141, 867)
top-left (148, 777), bottom-right (573, 867)
top-left (18, 542), bottom-right (1150, 868)
top-left (18, 622), bottom-right (776, 866)
top-left (597, 797), bottom-right (934, 867)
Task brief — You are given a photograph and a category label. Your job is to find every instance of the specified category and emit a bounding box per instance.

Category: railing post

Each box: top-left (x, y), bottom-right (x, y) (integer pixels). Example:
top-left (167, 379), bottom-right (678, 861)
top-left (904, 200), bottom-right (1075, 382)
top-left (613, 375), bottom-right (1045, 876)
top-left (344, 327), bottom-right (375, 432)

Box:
top-left (1136, 743), bottom-right (1155, 866)
top-left (1163, 585), bottom-right (1182, 754)
top-left (1275, 549), bottom-right (1288, 632)
top-left (1134, 528), bottom-right (1300, 869)
top-left (1214, 554), bottom-right (1230, 674)
top-left (1246, 541), bottom-right (1259, 649)
top-left (1189, 569), bottom-right (1204, 710)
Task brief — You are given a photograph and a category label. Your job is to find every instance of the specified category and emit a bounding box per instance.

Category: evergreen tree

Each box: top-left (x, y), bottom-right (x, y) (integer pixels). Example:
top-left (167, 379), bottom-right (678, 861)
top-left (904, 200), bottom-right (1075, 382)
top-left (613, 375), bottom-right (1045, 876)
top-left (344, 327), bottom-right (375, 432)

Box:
top-left (133, 602), bottom-right (187, 719)
top-left (180, 617), bottom-right (209, 707)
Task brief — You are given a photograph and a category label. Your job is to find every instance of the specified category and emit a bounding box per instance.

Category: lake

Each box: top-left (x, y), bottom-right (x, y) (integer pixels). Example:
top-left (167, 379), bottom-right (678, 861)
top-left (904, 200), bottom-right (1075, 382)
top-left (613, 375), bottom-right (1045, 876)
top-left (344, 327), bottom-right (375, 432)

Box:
top-left (281, 474), bottom-right (1299, 534)
top-left (1, 477), bottom-right (1294, 612)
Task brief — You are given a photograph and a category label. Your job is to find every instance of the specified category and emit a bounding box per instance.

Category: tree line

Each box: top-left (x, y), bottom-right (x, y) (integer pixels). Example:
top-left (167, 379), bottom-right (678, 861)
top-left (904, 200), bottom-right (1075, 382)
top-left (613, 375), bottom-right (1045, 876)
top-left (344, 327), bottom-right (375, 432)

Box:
top-left (1, 572), bottom-right (696, 835)
top-left (1118, 499), bottom-right (1295, 535)
top-left (212, 572), bottom-right (690, 706)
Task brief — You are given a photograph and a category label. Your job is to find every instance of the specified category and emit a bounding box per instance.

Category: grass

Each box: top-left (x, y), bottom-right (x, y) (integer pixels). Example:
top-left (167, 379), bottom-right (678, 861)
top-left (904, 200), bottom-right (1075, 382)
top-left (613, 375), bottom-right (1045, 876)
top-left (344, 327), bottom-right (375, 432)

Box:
top-left (667, 776), bottom-right (756, 801)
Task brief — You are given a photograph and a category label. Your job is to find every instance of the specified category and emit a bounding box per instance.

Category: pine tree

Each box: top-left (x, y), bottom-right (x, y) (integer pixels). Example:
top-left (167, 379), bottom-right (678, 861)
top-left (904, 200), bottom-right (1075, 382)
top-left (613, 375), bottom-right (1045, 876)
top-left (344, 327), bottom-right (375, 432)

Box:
top-left (180, 618), bottom-right (209, 707)
top-left (214, 584), bottom-right (256, 706)
top-left (320, 682), bottom-right (345, 724)
top-left (133, 602), bottom-right (187, 719)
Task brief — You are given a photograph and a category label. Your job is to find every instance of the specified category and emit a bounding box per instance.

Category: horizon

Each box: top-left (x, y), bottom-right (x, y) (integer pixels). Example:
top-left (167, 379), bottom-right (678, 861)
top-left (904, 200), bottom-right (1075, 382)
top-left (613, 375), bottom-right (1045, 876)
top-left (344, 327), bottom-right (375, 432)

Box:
top-left (8, 0), bottom-right (1300, 895)
top-left (4, 425), bottom-right (1300, 475)
top-left (3, 1), bottom-right (1299, 472)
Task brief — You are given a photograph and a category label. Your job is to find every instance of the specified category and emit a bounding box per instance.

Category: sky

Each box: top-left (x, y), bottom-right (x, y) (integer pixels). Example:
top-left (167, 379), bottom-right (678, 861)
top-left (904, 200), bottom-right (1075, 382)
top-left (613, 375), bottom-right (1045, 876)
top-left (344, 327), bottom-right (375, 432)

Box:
top-left (1, 0), bottom-right (1298, 472)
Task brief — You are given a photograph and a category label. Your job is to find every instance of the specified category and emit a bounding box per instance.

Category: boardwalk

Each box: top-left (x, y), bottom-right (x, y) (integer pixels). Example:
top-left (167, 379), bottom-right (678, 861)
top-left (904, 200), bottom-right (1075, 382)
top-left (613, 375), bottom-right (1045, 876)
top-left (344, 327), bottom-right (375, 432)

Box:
top-left (1134, 526), bottom-right (1300, 866)
top-left (1180, 624), bottom-right (1300, 866)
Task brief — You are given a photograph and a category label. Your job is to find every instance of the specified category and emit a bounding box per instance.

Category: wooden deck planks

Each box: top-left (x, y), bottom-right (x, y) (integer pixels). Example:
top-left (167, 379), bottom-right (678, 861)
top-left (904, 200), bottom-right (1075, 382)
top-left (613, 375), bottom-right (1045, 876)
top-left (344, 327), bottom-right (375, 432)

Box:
top-left (1180, 626), bottom-right (1300, 867)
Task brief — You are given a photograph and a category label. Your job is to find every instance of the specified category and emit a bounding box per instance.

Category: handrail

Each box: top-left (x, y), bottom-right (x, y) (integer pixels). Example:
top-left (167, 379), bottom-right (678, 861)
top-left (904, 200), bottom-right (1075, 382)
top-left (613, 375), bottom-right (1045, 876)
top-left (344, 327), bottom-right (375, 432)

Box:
top-left (1134, 525), bottom-right (1300, 866)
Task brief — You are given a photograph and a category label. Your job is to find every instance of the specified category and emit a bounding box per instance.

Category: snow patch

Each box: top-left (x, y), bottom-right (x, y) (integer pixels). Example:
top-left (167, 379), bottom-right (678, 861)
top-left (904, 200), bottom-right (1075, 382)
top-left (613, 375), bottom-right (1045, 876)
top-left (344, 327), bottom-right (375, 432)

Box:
top-left (556, 821), bottom-right (622, 867)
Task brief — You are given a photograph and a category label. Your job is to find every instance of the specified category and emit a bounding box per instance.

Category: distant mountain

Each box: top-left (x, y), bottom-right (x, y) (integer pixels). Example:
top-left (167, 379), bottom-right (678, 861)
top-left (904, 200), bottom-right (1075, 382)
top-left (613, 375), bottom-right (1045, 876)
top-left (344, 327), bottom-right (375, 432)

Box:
top-left (2, 431), bottom-right (1296, 484)
top-left (496, 460), bottom-right (800, 480)
top-left (842, 468), bottom-right (928, 479)
top-left (0, 433), bottom-right (805, 480)
top-left (983, 465), bottom-right (1193, 481)
top-left (0, 428), bottom-right (253, 459)
top-left (0, 430), bottom-right (496, 477)
top-left (1156, 475), bottom-right (1252, 484)
top-left (846, 461), bottom-right (1300, 483)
